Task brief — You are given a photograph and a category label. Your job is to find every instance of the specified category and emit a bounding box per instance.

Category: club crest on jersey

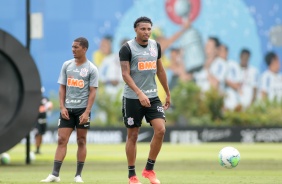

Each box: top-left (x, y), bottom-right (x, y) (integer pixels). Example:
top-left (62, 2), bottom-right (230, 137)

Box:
top-left (80, 68), bottom-right (88, 77)
top-left (127, 117), bottom-right (134, 126)
top-left (149, 46), bottom-right (157, 57)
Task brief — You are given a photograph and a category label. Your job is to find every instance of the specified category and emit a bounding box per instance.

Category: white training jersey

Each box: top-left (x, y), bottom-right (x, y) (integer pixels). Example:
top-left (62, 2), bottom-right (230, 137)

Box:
top-left (210, 57), bottom-right (228, 92)
top-left (239, 65), bottom-right (258, 107)
top-left (194, 57), bottom-right (227, 93)
top-left (260, 70), bottom-right (282, 102)
top-left (225, 61), bottom-right (258, 109)
top-left (224, 61), bottom-right (242, 110)
top-left (194, 68), bottom-right (210, 92)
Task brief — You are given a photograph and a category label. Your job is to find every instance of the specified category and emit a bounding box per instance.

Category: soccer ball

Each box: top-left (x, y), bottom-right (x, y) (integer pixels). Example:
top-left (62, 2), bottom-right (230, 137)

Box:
top-left (1, 153), bottom-right (11, 165)
top-left (218, 146), bottom-right (240, 169)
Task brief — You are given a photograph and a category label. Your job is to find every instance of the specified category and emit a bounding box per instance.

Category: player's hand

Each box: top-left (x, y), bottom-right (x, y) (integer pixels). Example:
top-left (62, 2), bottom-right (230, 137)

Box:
top-left (60, 107), bottom-right (70, 120)
top-left (79, 112), bottom-right (89, 124)
top-left (138, 92), bottom-right (151, 107)
top-left (163, 95), bottom-right (171, 110)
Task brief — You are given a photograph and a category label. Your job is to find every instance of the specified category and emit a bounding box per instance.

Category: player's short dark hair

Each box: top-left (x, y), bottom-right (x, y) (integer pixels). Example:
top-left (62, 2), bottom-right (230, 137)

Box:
top-left (74, 37), bottom-right (89, 49)
top-left (265, 51), bottom-right (277, 66)
top-left (134, 16), bottom-right (153, 28)
top-left (209, 36), bottom-right (221, 48)
top-left (240, 48), bottom-right (251, 56)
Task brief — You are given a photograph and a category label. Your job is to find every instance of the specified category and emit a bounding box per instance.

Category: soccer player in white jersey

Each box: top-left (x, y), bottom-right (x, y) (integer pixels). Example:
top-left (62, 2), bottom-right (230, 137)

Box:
top-left (225, 49), bottom-right (259, 110)
top-left (41, 37), bottom-right (99, 183)
top-left (238, 49), bottom-right (259, 108)
top-left (260, 52), bottom-right (282, 102)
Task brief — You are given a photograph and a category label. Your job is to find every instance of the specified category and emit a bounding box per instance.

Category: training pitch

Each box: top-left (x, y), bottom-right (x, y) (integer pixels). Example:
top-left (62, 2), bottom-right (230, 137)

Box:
top-left (0, 143), bottom-right (281, 184)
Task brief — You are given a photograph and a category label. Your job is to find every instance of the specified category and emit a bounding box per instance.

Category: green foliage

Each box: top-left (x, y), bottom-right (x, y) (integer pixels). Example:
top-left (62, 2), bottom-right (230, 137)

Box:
top-left (167, 81), bottom-right (282, 127)
top-left (225, 100), bottom-right (282, 126)
top-left (93, 83), bottom-right (123, 126)
top-left (166, 81), bottom-right (225, 126)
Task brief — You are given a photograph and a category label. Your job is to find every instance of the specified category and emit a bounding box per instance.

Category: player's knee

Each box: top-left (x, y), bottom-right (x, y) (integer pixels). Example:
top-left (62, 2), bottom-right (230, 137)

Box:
top-left (128, 132), bottom-right (139, 142)
top-left (155, 127), bottom-right (166, 137)
top-left (77, 137), bottom-right (86, 146)
top-left (57, 136), bottom-right (69, 146)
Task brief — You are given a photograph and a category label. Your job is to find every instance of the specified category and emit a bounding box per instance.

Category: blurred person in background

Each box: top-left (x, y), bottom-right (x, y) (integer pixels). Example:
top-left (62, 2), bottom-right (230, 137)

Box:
top-left (92, 35), bottom-right (112, 67)
top-left (34, 87), bottom-right (53, 154)
top-left (223, 45), bottom-right (242, 110)
top-left (224, 48), bottom-right (258, 110)
top-left (238, 49), bottom-right (258, 108)
top-left (194, 37), bottom-right (227, 93)
top-left (41, 37), bottom-right (99, 183)
top-left (260, 52), bottom-right (282, 102)
top-left (99, 39), bottom-right (129, 96)
top-left (168, 48), bottom-right (191, 90)
top-left (219, 44), bottom-right (239, 110)
top-left (119, 16), bottom-right (170, 184)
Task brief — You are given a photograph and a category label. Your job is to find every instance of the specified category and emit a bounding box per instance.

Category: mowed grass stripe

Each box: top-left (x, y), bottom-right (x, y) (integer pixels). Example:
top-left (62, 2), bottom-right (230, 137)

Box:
top-left (0, 143), bottom-right (281, 184)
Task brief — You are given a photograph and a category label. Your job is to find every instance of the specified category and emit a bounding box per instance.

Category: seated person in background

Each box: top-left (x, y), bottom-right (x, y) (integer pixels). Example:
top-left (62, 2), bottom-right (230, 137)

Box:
top-left (260, 52), bottom-right (282, 102)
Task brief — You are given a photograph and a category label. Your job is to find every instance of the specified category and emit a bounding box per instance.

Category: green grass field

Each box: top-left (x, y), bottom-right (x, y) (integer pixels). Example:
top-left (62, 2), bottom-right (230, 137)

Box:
top-left (0, 143), bottom-right (282, 184)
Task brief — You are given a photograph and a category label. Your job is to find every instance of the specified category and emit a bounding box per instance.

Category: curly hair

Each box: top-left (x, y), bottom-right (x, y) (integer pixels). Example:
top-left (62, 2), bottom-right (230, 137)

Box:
top-left (134, 16), bottom-right (153, 28)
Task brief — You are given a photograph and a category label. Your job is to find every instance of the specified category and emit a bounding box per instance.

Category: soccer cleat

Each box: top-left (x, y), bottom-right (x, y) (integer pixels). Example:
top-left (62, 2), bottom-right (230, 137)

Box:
top-left (40, 174), bottom-right (60, 182)
top-left (142, 169), bottom-right (160, 184)
top-left (129, 176), bottom-right (142, 184)
top-left (74, 175), bottom-right (84, 183)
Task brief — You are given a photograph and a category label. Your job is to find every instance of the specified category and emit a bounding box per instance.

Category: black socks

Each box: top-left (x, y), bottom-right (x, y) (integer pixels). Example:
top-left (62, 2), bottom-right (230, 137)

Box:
top-left (75, 161), bottom-right (85, 177)
top-left (145, 159), bottom-right (155, 170)
top-left (128, 165), bottom-right (136, 178)
top-left (52, 160), bottom-right (62, 177)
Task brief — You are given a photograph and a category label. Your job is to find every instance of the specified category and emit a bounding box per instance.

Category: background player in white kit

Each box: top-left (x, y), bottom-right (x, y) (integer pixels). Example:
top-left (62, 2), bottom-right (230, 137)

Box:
top-left (225, 49), bottom-right (259, 110)
top-left (41, 37), bottom-right (99, 183)
top-left (260, 52), bottom-right (282, 102)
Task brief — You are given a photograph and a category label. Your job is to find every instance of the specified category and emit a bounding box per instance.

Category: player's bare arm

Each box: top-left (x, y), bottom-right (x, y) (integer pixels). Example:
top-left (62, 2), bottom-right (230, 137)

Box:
top-left (59, 84), bottom-right (69, 120)
top-left (161, 19), bottom-right (191, 52)
top-left (120, 60), bottom-right (151, 107)
top-left (79, 87), bottom-right (97, 124)
top-left (156, 58), bottom-right (171, 110)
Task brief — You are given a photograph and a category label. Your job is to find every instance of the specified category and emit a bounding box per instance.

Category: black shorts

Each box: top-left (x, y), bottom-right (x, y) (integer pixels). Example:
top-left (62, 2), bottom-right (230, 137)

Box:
top-left (59, 108), bottom-right (91, 129)
top-left (35, 119), bottom-right (47, 135)
top-left (122, 96), bottom-right (165, 128)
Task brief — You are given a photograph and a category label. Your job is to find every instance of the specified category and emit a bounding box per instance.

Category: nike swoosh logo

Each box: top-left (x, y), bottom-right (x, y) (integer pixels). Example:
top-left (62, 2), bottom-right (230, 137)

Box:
top-left (137, 131), bottom-right (151, 142)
